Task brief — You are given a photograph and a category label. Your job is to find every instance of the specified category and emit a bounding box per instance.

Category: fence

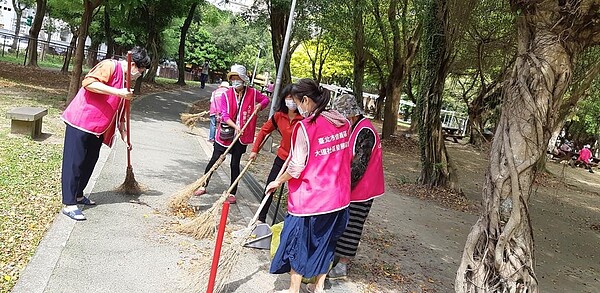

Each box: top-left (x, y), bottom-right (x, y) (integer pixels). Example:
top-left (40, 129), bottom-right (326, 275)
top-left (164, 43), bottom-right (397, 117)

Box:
top-left (0, 31), bottom-right (106, 67)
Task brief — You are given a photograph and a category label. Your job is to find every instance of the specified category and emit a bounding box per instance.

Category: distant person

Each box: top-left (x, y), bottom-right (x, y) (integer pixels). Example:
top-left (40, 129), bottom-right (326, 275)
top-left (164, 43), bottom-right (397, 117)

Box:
top-left (265, 81), bottom-right (274, 97)
top-left (267, 78), bottom-right (351, 293)
top-left (193, 65), bottom-right (269, 204)
top-left (248, 84), bottom-right (302, 224)
top-left (574, 144), bottom-right (594, 173)
top-left (554, 140), bottom-right (573, 158)
top-left (200, 60), bottom-right (210, 89)
top-left (208, 81), bottom-right (230, 142)
top-left (329, 94), bottom-right (385, 280)
top-left (60, 46), bottom-right (150, 221)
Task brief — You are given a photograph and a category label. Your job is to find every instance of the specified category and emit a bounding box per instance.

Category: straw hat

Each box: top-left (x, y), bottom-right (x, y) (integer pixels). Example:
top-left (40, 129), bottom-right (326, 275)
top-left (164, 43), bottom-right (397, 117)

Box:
top-left (226, 64), bottom-right (250, 83)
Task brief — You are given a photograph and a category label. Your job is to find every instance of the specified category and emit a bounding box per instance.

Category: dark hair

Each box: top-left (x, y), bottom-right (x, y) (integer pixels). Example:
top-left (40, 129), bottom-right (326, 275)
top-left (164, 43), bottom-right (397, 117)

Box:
top-left (275, 84), bottom-right (298, 113)
top-left (131, 46), bottom-right (151, 69)
top-left (291, 78), bottom-right (330, 123)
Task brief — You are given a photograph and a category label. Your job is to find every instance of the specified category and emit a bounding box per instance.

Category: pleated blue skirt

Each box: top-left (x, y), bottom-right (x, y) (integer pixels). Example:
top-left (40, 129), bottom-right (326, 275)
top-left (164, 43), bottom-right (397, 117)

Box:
top-left (269, 208), bottom-right (349, 278)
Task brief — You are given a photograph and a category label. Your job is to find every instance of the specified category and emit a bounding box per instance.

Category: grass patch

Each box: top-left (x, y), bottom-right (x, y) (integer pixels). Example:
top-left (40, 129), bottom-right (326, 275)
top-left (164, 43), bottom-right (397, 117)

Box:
top-left (0, 83), bottom-right (65, 293)
top-left (0, 51), bottom-right (66, 71)
top-left (0, 131), bottom-right (62, 293)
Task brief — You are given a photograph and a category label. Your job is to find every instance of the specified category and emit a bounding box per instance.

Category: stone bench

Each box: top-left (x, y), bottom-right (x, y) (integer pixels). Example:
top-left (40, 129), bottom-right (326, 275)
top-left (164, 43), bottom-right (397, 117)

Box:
top-left (6, 107), bottom-right (48, 139)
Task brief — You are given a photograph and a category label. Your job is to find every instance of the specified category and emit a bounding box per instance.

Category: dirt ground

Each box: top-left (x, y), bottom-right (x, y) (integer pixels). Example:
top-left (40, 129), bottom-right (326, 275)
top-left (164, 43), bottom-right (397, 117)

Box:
top-left (197, 108), bottom-right (599, 292)
top-left (2, 61), bottom-right (597, 292)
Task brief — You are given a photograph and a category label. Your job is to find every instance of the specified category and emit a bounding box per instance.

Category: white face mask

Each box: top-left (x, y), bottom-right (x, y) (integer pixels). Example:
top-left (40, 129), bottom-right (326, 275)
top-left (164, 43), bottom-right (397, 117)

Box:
top-left (131, 71), bottom-right (142, 80)
top-left (285, 99), bottom-right (297, 111)
top-left (298, 105), bottom-right (310, 118)
top-left (231, 80), bottom-right (244, 89)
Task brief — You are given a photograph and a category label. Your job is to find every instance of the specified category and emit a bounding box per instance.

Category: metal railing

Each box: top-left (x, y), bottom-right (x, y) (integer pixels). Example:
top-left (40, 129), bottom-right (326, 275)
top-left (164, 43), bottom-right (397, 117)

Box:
top-left (0, 31), bottom-right (107, 67)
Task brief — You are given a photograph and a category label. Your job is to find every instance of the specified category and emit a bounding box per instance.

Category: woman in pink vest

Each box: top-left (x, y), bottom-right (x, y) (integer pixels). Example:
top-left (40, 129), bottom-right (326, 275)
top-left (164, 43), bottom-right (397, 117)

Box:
top-left (265, 79), bottom-right (351, 293)
top-left (208, 81), bottom-right (230, 142)
top-left (60, 46), bottom-right (150, 221)
top-left (329, 94), bottom-right (385, 280)
top-left (194, 65), bottom-right (269, 204)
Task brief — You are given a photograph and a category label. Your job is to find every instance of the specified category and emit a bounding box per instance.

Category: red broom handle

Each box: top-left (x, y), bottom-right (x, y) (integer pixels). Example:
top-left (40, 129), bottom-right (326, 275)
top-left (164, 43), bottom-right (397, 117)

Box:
top-left (206, 201), bottom-right (230, 293)
top-left (126, 52), bottom-right (132, 167)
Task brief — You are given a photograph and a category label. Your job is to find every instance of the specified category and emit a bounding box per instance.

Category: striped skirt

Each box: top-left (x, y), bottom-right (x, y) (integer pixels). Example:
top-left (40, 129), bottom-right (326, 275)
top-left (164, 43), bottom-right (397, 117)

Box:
top-left (334, 199), bottom-right (373, 258)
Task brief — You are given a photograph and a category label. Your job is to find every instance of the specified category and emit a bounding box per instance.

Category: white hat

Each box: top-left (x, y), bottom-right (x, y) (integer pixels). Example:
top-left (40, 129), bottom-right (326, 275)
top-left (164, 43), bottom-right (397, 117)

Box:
top-left (226, 64), bottom-right (250, 83)
top-left (220, 81), bottom-right (230, 88)
top-left (584, 144), bottom-right (591, 149)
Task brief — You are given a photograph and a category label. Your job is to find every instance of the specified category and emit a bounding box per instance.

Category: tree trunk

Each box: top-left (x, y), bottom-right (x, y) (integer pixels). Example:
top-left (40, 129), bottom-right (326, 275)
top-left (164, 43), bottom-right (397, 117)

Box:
top-left (456, 13), bottom-right (579, 293)
top-left (374, 85), bottom-right (385, 121)
top-left (86, 40), bottom-right (100, 68)
top-left (66, 0), bottom-right (99, 104)
top-left (269, 1), bottom-right (292, 86)
top-left (417, 0), bottom-right (455, 188)
top-left (61, 28), bottom-right (77, 74)
top-left (351, 0), bottom-right (365, 108)
top-left (176, 2), bottom-right (197, 85)
top-left (25, 0), bottom-right (47, 67)
top-left (11, 1), bottom-right (23, 51)
top-left (103, 0), bottom-right (115, 59)
top-left (381, 0), bottom-right (420, 138)
top-left (143, 10), bottom-right (160, 84)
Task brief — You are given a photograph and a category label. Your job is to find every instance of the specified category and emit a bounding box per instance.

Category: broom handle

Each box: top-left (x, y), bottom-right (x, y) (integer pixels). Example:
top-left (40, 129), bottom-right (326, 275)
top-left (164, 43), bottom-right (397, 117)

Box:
top-left (202, 106), bottom-right (261, 185)
top-left (271, 183), bottom-right (284, 226)
top-left (223, 133), bottom-right (272, 195)
top-left (206, 201), bottom-right (230, 293)
top-left (126, 52), bottom-right (132, 168)
top-left (247, 159), bottom-right (288, 228)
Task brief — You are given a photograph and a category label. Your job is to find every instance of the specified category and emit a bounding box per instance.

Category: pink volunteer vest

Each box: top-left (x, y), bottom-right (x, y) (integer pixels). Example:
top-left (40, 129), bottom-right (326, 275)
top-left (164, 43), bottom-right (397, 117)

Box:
top-left (216, 87), bottom-right (259, 146)
top-left (209, 87), bottom-right (228, 116)
top-left (61, 60), bottom-right (125, 147)
top-left (287, 115), bottom-right (352, 216)
top-left (350, 118), bottom-right (385, 202)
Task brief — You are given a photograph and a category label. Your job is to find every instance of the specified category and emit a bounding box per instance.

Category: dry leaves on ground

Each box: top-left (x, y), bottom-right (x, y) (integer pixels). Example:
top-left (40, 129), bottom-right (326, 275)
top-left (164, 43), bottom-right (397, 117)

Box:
top-left (391, 183), bottom-right (479, 213)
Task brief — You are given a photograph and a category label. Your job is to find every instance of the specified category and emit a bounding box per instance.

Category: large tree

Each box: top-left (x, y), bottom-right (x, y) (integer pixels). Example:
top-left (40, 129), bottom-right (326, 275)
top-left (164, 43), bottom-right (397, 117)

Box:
top-left (11, 0), bottom-right (35, 50)
top-left (351, 0), bottom-right (365, 105)
top-left (25, 0), bottom-right (47, 67)
top-left (176, 0), bottom-right (199, 85)
top-left (416, 0), bottom-right (455, 188)
top-left (456, 1), bottom-right (600, 292)
top-left (371, 0), bottom-right (421, 139)
top-left (66, 0), bottom-right (102, 104)
top-left (417, 0), bottom-right (476, 188)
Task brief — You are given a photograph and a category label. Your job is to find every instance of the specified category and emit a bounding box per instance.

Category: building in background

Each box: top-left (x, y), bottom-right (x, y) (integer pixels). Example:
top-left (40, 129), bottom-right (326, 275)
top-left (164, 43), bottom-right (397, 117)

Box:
top-left (0, 0), bottom-right (105, 55)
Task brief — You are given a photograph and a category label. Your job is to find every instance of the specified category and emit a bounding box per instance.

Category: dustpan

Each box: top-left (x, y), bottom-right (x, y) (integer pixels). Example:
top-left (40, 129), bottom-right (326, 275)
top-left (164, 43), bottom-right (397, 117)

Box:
top-left (243, 223), bottom-right (272, 249)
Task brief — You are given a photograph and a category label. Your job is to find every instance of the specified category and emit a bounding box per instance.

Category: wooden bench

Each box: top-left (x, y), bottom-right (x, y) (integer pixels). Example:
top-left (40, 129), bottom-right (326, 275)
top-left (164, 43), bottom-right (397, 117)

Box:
top-left (6, 107), bottom-right (48, 139)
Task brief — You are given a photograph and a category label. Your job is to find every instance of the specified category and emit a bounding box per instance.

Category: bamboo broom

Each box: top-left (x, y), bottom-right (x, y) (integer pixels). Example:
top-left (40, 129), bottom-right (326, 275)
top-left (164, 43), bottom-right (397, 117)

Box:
top-left (116, 52), bottom-right (143, 195)
top-left (168, 106), bottom-right (261, 216)
top-left (177, 133), bottom-right (272, 239)
top-left (203, 184), bottom-right (282, 293)
top-left (181, 111), bottom-right (210, 128)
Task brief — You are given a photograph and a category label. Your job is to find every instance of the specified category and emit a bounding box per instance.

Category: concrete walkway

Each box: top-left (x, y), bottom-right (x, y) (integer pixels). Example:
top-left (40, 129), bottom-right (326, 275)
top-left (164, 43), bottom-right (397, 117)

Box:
top-left (12, 85), bottom-right (363, 293)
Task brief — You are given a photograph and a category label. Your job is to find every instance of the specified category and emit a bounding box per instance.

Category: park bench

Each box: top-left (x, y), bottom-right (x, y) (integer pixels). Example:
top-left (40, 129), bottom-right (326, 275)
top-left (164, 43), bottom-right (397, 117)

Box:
top-left (6, 107), bottom-right (48, 139)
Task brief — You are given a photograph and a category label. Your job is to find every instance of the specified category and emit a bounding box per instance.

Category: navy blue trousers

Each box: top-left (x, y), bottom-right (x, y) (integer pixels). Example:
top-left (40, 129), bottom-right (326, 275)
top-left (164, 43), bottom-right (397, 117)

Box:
top-left (61, 124), bottom-right (103, 205)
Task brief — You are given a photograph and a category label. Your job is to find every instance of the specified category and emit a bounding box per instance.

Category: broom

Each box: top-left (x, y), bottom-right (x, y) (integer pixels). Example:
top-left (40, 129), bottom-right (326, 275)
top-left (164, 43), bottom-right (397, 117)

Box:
top-left (181, 111), bottom-right (210, 128)
top-left (177, 133), bottom-right (272, 239)
top-left (168, 106), bottom-right (261, 215)
top-left (204, 184), bottom-right (282, 293)
top-left (116, 52), bottom-right (143, 196)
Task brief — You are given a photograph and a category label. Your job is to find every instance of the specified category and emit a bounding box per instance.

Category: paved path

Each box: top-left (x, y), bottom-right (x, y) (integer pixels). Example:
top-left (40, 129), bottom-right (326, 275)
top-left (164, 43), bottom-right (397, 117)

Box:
top-left (12, 85), bottom-right (362, 293)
